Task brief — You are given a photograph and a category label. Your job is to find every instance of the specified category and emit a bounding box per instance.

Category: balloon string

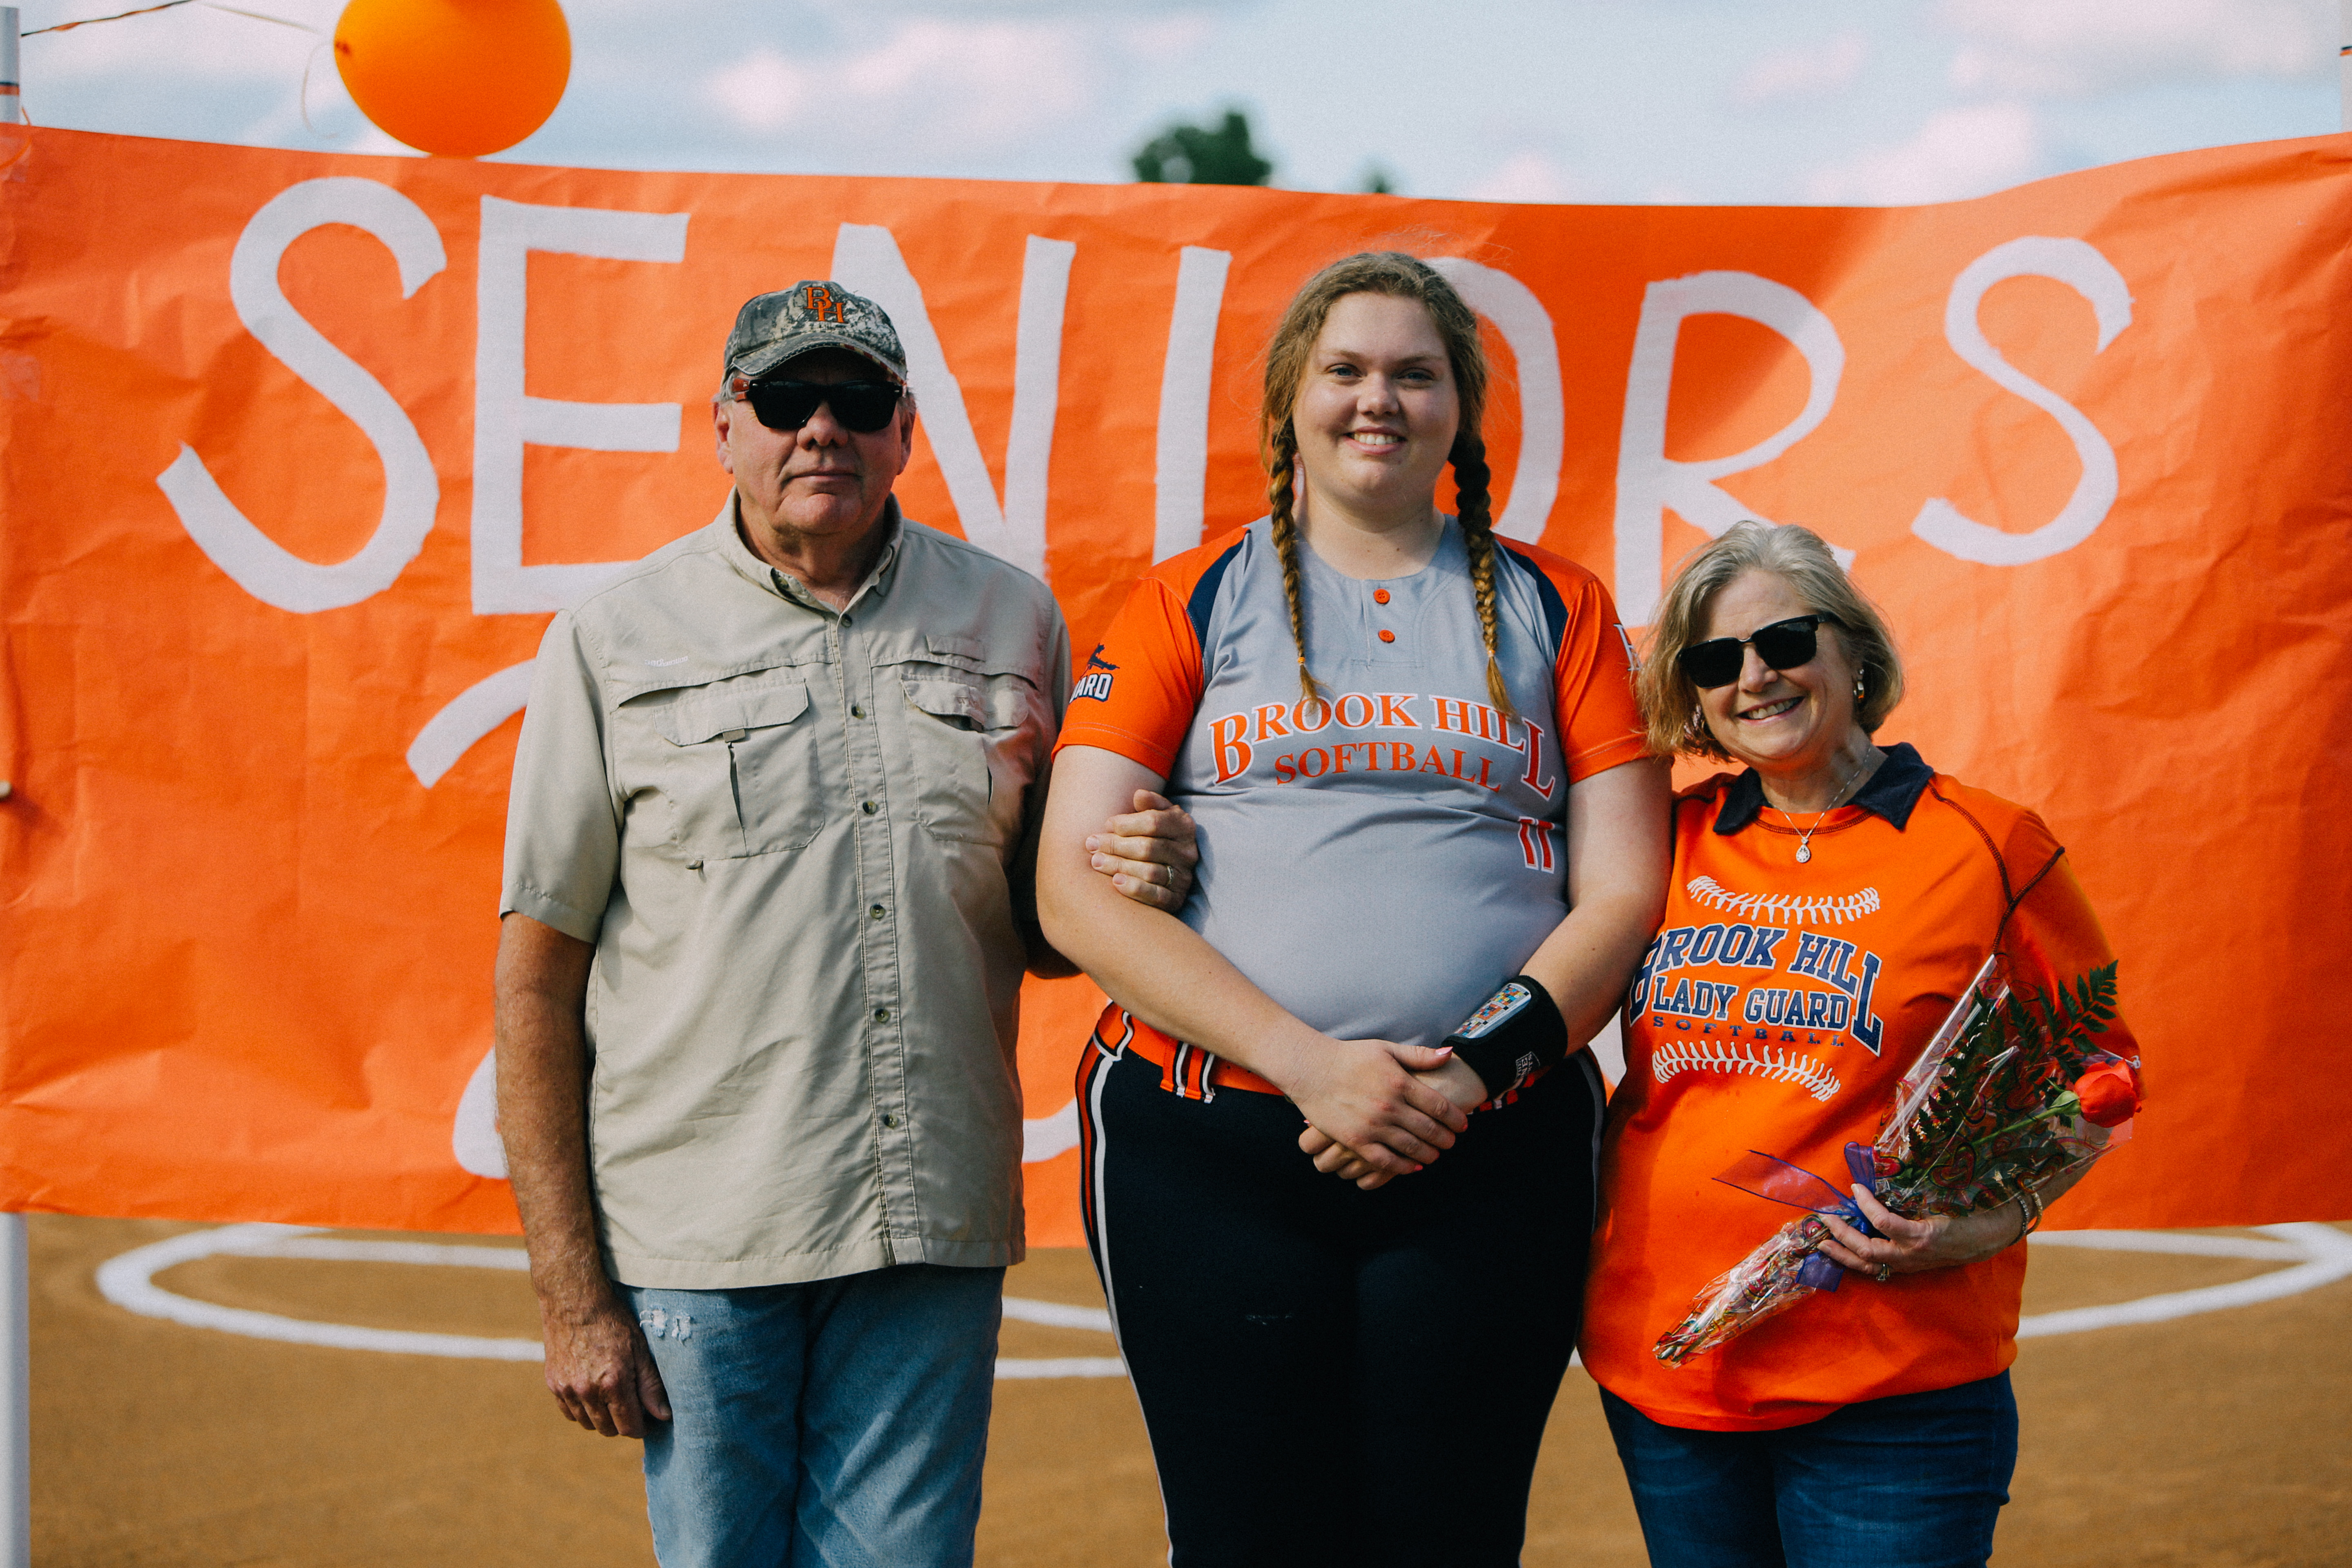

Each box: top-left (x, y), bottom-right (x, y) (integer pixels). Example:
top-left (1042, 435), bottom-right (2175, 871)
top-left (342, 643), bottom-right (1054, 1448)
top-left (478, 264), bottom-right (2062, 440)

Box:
top-left (27, 0), bottom-right (324, 139)
top-left (25, 0), bottom-right (200, 35)
top-left (201, 4), bottom-right (315, 31)
top-left (297, 37), bottom-right (337, 139)
top-left (26, 0), bottom-right (314, 36)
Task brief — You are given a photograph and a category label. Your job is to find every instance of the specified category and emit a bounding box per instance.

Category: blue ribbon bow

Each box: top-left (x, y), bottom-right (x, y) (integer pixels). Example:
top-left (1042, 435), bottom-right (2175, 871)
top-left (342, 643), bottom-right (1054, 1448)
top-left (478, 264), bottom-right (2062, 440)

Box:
top-left (1711, 1142), bottom-right (1884, 1292)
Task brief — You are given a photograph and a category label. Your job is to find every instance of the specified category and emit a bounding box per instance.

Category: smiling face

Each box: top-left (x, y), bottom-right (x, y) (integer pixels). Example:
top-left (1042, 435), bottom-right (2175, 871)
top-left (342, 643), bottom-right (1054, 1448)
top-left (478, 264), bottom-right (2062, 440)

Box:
top-left (1697, 568), bottom-right (1869, 786)
top-left (1289, 291), bottom-right (1460, 531)
top-left (714, 346), bottom-right (914, 561)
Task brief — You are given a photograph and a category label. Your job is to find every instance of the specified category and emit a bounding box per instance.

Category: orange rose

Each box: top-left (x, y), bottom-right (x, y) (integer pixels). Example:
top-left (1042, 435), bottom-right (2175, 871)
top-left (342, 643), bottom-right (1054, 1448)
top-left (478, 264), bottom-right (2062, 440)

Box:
top-left (2072, 1058), bottom-right (2140, 1127)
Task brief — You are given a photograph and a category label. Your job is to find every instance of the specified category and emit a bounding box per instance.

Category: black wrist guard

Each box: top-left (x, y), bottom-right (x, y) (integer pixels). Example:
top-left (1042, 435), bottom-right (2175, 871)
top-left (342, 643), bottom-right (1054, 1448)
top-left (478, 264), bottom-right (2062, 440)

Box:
top-left (1443, 975), bottom-right (1569, 1100)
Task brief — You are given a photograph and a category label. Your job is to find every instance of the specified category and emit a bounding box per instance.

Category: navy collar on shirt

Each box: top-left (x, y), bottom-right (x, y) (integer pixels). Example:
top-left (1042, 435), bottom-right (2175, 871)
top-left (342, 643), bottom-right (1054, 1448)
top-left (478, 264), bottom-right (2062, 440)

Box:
top-left (1714, 741), bottom-right (1936, 835)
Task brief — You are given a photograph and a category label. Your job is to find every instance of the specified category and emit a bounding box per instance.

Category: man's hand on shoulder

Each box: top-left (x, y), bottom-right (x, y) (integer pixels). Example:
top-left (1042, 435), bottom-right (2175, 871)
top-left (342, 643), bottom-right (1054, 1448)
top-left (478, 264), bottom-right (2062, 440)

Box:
top-left (1087, 790), bottom-right (1199, 913)
top-left (539, 1284), bottom-right (671, 1438)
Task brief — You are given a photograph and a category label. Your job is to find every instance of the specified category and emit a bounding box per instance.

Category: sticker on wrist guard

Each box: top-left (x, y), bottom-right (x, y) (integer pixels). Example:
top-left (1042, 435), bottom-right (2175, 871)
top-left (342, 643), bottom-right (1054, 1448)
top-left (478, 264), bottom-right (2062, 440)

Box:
top-left (1457, 982), bottom-right (1530, 1039)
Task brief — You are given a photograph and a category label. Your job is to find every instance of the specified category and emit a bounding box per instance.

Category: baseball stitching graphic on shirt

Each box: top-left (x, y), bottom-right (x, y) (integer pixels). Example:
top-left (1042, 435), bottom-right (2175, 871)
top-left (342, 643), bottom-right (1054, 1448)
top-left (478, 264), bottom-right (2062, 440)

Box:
top-left (1685, 876), bottom-right (1882, 927)
top-left (1649, 1038), bottom-right (1843, 1101)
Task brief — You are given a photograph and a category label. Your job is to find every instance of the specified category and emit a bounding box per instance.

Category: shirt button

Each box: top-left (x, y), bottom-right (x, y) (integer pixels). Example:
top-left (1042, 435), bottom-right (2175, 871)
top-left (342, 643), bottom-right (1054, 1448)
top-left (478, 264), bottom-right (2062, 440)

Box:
top-left (1373, 589), bottom-right (1391, 604)
top-left (869, 903), bottom-right (886, 920)
top-left (881, 1113), bottom-right (900, 1128)
top-left (1377, 629), bottom-right (1396, 644)
top-left (861, 800), bottom-right (879, 815)
top-left (874, 1007), bottom-right (891, 1023)
top-left (851, 704), bottom-right (866, 719)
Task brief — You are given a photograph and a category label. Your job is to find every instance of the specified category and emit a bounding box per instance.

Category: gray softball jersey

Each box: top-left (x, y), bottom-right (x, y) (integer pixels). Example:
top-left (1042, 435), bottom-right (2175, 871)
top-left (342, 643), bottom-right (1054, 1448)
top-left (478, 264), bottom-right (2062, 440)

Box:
top-left (1060, 517), bottom-right (1646, 1051)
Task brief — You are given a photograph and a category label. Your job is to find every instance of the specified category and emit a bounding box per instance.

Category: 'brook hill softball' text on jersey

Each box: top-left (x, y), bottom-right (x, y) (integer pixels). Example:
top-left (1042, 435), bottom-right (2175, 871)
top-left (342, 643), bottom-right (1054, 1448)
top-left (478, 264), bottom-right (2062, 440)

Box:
top-left (1057, 517), bottom-right (1647, 1050)
top-left (1579, 748), bottom-right (2138, 1431)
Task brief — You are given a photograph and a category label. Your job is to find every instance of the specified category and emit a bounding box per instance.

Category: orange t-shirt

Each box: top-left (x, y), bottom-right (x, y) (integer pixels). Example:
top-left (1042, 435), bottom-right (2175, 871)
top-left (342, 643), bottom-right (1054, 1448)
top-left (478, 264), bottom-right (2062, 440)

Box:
top-left (1580, 748), bottom-right (2136, 1431)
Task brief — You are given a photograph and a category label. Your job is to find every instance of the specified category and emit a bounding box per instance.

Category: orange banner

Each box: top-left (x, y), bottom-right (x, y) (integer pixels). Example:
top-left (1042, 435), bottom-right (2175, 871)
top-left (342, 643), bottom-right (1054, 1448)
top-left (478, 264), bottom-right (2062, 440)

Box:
top-left (1, 126), bottom-right (2346, 1241)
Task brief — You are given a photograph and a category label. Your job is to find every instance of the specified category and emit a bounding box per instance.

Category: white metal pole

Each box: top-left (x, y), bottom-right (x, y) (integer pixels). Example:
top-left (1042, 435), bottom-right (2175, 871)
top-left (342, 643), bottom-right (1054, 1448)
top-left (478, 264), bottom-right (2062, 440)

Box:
top-left (0, 10), bottom-right (23, 1552)
top-left (0, 1214), bottom-right (26, 1568)
top-left (0, 15), bottom-right (23, 1561)
top-left (0, 9), bottom-right (17, 127)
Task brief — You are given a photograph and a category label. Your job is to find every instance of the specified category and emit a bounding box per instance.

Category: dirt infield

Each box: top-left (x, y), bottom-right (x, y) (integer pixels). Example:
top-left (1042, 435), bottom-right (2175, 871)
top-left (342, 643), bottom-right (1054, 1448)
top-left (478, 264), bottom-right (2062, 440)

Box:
top-left (27, 1215), bottom-right (2352, 1566)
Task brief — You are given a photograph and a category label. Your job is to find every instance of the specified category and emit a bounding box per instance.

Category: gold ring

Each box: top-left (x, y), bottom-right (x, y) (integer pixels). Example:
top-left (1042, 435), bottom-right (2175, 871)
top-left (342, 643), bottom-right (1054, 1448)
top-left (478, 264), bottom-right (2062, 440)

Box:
top-left (1875, 1263), bottom-right (1892, 1283)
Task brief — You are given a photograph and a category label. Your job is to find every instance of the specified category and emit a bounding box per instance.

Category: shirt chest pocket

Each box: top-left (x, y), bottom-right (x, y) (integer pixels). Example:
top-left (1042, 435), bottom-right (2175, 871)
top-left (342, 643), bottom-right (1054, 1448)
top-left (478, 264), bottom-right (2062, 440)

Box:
top-left (880, 639), bottom-right (1054, 846)
top-left (892, 671), bottom-right (1000, 844)
top-left (641, 680), bottom-right (831, 858)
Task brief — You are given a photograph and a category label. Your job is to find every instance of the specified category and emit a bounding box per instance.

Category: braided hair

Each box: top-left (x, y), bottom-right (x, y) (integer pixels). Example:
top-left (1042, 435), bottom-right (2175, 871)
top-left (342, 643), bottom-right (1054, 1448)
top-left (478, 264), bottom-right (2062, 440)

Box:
top-left (1259, 252), bottom-right (1514, 717)
top-left (1263, 420), bottom-right (1315, 701)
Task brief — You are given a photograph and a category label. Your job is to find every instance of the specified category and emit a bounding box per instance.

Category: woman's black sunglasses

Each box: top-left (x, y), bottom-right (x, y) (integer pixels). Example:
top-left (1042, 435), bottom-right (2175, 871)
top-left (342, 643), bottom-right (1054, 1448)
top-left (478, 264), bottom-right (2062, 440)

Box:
top-left (742, 379), bottom-right (903, 434)
top-left (1677, 614), bottom-right (1840, 689)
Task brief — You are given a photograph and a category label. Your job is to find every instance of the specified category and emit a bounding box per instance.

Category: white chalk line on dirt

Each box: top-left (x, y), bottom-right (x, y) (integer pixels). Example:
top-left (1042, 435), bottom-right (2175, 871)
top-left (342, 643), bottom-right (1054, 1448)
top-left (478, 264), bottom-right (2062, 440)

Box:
top-left (96, 1222), bottom-right (2350, 1376)
top-left (95, 1223), bottom-right (1125, 1376)
top-left (2017, 1222), bottom-right (2352, 1337)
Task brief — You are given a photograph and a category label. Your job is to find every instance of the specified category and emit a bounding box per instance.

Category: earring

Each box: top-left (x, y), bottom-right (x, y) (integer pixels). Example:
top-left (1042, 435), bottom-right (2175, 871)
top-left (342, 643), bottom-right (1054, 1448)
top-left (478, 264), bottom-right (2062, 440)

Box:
top-left (1853, 674), bottom-right (1867, 699)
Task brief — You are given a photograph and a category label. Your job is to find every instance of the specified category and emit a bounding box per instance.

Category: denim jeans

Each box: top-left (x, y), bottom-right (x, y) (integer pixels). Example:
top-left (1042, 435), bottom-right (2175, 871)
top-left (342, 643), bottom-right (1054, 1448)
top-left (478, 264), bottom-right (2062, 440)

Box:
top-left (1599, 1372), bottom-right (2018, 1568)
top-left (624, 1264), bottom-right (1004, 1568)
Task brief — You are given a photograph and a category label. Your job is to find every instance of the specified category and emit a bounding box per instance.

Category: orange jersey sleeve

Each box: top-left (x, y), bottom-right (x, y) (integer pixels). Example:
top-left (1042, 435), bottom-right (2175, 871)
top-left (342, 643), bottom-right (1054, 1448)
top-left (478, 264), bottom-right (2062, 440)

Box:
top-left (1503, 542), bottom-right (1650, 783)
top-left (1957, 785), bottom-right (2141, 1073)
top-left (1054, 534), bottom-right (1237, 777)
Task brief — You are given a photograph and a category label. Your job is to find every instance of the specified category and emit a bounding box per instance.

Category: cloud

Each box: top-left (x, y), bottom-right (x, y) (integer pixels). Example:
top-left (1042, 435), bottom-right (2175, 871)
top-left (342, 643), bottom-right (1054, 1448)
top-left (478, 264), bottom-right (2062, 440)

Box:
top-left (1804, 101), bottom-right (2040, 205)
top-left (699, 14), bottom-right (1187, 162)
top-left (1464, 149), bottom-right (1592, 204)
top-left (1940, 0), bottom-right (2330, 97)
top-left (705, 49), bottom-right (813, 133)
top-left (1734, 32), bottom-right (1869, 109)
top-left (862, 0), bottom-right (1242, 10)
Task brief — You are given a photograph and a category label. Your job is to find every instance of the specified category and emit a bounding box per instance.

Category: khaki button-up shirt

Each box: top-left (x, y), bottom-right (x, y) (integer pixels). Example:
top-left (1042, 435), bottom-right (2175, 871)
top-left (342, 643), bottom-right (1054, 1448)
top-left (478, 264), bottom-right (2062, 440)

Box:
top-left (501, 498), bottom-right (1070, 1289)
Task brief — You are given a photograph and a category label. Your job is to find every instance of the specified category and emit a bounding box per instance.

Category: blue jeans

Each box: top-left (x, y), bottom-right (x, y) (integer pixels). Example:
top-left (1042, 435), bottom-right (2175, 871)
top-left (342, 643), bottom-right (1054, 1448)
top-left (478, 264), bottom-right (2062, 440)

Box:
top-left (1599, 1372), bottom-right (2018, 1568)
top-left (624, 1264), bottom-right (1004, 1568)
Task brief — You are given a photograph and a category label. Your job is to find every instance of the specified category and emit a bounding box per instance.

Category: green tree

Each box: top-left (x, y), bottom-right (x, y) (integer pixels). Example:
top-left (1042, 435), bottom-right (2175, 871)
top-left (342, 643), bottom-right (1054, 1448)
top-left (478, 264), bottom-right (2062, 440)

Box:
top-left (1132, 109), bottom-right (1273, 187)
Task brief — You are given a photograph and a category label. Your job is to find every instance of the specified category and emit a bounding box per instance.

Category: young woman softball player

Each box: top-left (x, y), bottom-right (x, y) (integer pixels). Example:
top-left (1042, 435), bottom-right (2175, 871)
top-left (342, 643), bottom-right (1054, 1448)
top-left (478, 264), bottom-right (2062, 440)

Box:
top-left (1040, 251), bottom-right (1669, 1565)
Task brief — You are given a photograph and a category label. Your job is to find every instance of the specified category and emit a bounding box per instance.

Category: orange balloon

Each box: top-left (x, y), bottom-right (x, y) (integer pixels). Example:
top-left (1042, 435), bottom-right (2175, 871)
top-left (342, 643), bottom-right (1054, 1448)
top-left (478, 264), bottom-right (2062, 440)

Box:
top-left (333, 0), bottom-right (571, 158)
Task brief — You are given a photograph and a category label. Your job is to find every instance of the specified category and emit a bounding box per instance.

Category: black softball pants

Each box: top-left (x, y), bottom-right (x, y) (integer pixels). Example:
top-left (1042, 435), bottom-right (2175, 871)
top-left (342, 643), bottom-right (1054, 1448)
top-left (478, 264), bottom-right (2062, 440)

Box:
top-left (1076, 1038), bottom-right (1604, 1567)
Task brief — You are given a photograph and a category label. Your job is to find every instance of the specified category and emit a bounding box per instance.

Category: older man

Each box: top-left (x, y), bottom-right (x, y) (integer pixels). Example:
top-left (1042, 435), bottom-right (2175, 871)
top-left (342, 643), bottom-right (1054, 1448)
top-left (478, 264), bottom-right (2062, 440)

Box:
top-left (493, 281), bottom-right (1184, 1567)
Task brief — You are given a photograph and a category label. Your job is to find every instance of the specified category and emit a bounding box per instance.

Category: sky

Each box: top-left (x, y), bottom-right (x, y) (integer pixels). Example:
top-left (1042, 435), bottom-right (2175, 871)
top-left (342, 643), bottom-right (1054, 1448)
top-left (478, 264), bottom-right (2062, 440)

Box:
top-left (12, 0), bottom-right (2343, 205)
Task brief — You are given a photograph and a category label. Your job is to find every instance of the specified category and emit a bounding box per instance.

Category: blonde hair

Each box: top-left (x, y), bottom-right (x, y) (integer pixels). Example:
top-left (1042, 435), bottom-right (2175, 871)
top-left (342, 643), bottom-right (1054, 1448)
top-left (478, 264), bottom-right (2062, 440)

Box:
top-left (1259, 252), bottom-right (1511, 715)
top-left (1639, 521), bottom-right (1904, 760)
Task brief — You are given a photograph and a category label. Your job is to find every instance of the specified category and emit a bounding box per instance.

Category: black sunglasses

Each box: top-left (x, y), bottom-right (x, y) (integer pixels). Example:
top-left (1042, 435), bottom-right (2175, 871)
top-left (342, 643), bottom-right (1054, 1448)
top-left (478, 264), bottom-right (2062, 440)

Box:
top-left (1677, 614), bottom-right (1840, 689)
top-left (741, 379), bottom-right (903, 434)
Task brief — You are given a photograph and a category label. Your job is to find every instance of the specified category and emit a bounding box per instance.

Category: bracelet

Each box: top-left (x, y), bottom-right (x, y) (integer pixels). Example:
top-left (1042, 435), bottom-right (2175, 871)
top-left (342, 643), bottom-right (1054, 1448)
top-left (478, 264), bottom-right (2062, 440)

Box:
top-left (1443, 975), bottom-right (1569, 1101)
top-left (2010, 1186), bottom-right (2045, 1247)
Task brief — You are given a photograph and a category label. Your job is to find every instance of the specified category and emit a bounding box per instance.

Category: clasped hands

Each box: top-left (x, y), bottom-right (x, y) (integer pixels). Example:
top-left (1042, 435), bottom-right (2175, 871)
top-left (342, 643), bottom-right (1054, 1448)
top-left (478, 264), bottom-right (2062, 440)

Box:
top-left (1292, 1045), bottom-right (1488, 1189)
top-left (1086, 791), bottom-right (1485, 1190)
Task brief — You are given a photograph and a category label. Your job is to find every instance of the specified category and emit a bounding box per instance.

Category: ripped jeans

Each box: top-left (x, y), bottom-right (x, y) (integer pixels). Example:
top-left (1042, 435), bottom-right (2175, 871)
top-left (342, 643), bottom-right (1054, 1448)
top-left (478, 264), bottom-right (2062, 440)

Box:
top-left (622, 1264), bottom-right (1004, 1568)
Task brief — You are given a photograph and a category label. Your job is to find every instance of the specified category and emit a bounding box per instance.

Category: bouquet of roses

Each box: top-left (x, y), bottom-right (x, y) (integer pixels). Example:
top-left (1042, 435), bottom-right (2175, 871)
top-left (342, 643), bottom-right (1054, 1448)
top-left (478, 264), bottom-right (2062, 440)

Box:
top-left (1652, 953), bottom-right (2138, 1366)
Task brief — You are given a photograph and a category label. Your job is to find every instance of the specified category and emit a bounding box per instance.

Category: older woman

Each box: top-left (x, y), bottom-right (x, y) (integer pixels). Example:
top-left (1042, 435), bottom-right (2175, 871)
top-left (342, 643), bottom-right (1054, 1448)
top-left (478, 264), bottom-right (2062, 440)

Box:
top-left (1577, 521), bottom-right (2138, 1568)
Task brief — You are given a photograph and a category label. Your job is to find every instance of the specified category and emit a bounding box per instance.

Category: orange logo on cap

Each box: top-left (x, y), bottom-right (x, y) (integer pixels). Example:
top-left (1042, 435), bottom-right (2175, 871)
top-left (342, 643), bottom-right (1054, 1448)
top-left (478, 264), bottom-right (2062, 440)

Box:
top-left (800, 283), bottom-right (847, 323)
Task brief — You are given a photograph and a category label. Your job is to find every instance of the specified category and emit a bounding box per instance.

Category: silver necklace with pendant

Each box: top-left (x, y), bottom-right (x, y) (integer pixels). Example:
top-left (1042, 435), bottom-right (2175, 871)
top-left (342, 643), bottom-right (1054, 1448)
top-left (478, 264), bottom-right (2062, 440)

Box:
top-left (1775, 753), bottom-right (1873, 864)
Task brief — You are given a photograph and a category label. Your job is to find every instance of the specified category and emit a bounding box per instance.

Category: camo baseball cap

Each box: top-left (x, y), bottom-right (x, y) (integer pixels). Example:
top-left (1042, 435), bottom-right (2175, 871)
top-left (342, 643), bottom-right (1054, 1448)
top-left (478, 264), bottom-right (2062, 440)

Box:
top-left (722, 281), bottom-right (908, 389)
